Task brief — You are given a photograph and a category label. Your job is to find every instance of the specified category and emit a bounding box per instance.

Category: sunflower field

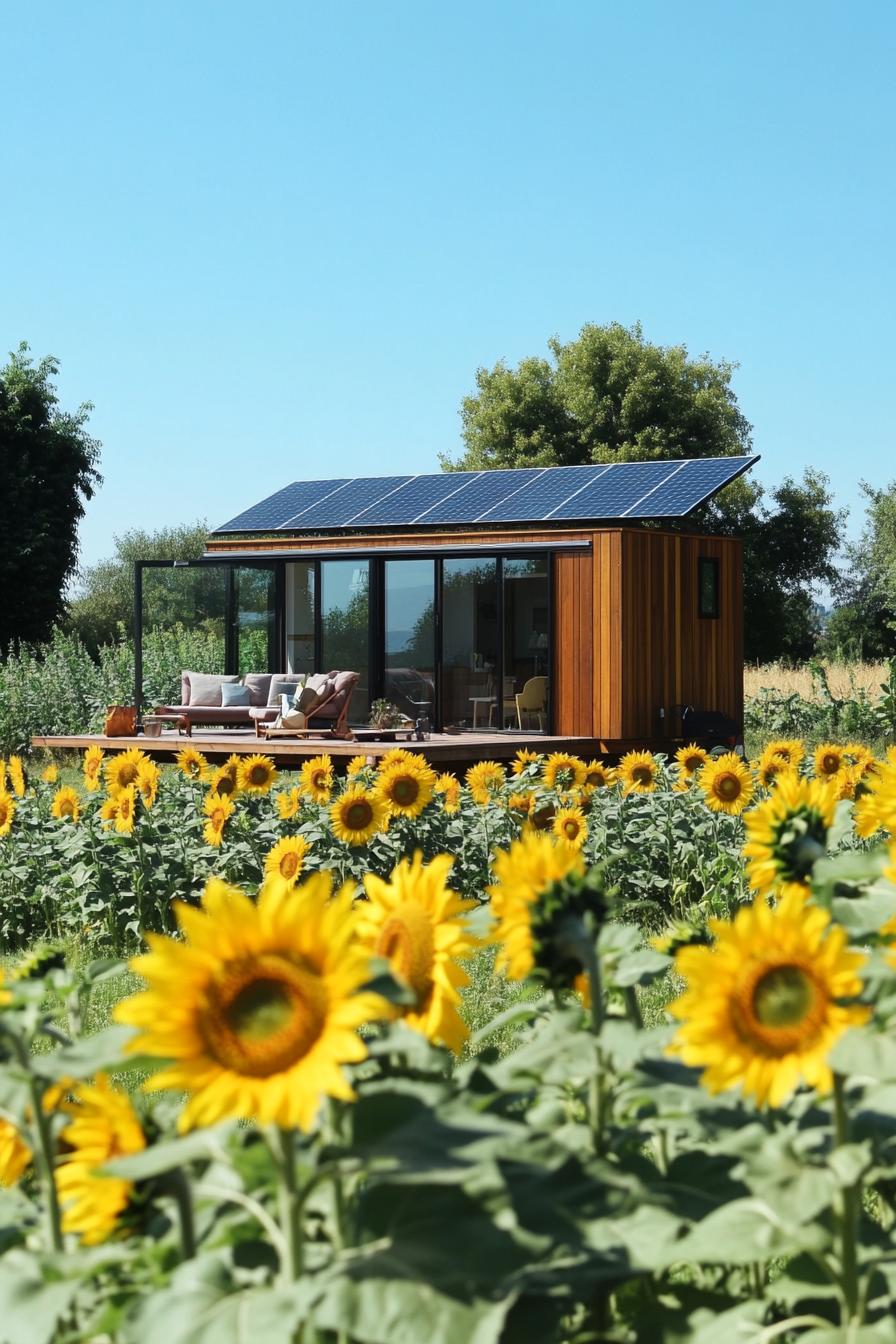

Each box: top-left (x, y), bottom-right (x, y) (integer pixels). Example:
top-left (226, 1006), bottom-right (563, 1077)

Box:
top-left (0, 740), bottom-right (896, 1341)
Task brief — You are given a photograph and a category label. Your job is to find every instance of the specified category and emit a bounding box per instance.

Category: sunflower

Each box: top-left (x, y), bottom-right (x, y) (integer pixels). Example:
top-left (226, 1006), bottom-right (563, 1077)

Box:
top-left (488, 830), bottom-right (585, 981)
top-left (675, 743), bottom-right (709, 778)
top-left (105, 749), bottom-right (149, 796)
top-left (743, 773), bottom-right (838, 899)
top-left (528, 801), bottom-right (556, 832)
top-left (0, 1120), bottom-right (30, 1187)
top-left (83, 745), bottom-right (105, 792)
top-left (886, 841), bottom-right (896, 887)
top-left (508, 790), bottom-right (535, 817)
top-left (511, 748), bottom-right (541, 776)
top-left (756, 750), bottom-right (794, 790)
top-left (552, 806), bottom-right (588, 849)
top-left (699, 753), bottom-right (754, 816)
top-left (434, 773), bottom-right (461, 813)
top-left (618, 750), bottom-right (659, 795)
top-left (582, 759), bottom-right (616, 793)
top-left (113, 786), bottom-right (137, 835)
top-left (41, 764), bottom-right (59, 784)
top-left (0, 793), bottom-right (16, 838)
top-left (209, 763), bottom-right (239, 798)
top-left (377, 747), bottom-right (416, 771)
top-left (465, 760), bottom-right (506, 805)
top-left (843, 743), bottom-right (875, 776)
top-left (668, 889), bottom-right (869, 1108)
top-left (814, 743), bottom-right (846, 779)
top-left (377, 757), bottom-right (436, 819)
top-left (276, 787), bottom-right (303, 820)
top-left (762, 739), bottom-right (805, 771)
top-left (99, 797), bottom-right (119, 826)
top-left (176, 746), bottom-right (211, 783)
top-left (50, 786), bottom-right (81, 823)
top-left (239, 754), bottom-right (279, 795)
top-left (346, 754), bottom-right (372, 779)
top-left (359, 853), bottom-right (480, 1054)
top-left (542, 753), bottom-right (587, 794)
top-left (853, 758), bottom-right (896, 839)
top-left (299, 754), bottom-right (332, 803)
top-left (203, 790), bottom-right (234, 847)
top-left (136, 759), bottom-right (160, 809)
top-left (7, 756), bottom-right (26, 798)
top-left (330, 786), bottom-right (389, 846)
top-left (264, 835), bottom-right (310, 886)
top-left (55, 1075), bottom-right (145, 1244)
top-left (114, 874), bottom-right (386, 1132)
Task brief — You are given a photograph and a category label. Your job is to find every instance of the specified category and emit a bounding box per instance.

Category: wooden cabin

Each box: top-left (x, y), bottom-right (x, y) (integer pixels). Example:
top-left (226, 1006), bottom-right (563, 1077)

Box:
top-left (134, 456), bottom-right (757, 756)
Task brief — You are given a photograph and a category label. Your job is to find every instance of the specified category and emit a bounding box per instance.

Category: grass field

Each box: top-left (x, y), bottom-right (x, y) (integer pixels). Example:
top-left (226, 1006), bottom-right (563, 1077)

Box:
top-left (744, 659), bottom-right (889, 701)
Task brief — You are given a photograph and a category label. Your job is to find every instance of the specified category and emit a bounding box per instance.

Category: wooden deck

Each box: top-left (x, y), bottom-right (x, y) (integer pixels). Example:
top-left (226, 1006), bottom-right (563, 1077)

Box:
top-left (32, 729), bottom-right (604, 769)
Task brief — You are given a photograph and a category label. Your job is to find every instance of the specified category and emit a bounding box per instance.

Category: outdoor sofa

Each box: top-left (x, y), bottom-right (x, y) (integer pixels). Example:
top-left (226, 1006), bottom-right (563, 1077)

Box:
top-left (154, 670), bottom-right (359, 739)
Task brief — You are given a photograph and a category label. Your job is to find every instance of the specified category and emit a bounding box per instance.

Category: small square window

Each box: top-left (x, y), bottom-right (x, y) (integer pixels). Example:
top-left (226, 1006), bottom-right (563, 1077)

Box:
top-left (698, 557), bottom-right (720, 619)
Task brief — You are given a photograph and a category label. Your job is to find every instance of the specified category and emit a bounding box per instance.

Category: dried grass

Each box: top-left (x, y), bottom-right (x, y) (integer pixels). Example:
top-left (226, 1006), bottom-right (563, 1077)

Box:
top-left (744, 661), bottom-right (889, 703)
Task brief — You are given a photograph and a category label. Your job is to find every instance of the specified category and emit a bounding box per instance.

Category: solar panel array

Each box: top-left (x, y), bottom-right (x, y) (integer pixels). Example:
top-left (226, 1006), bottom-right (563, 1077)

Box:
top-left (214, 456), bottom-right (759, 533)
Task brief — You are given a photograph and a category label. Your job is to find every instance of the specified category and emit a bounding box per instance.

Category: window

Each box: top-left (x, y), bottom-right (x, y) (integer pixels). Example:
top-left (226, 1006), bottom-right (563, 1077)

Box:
top-left (698, 557), bottom-right (720, 619)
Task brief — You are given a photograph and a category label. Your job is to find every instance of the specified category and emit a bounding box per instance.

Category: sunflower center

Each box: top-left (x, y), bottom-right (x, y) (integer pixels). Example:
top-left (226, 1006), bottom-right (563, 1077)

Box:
top-left (562, 819), bottom-right (580, 840)
top-left (530, 804), bottom-right (555, 831)
top-left (390, 776), bottom-right (419, 807)
top-left (684, 755), bottom-right (703, 773)
top-left (217, 775), bottom-right (236, 796)
top-left (344, 799), bottom-right (373, 830)
top-left (753, 966), bottom-right (814, 1028)
top-left (249, 765), bottom-right (269, 786)
top-left (819, 753), bottom-right (841, 776)
top-left (201, 954), bottom-right (327, 1077)
top-left (714, 772), bottom-right (742, 801)
top-left (279, 851), bottom-right (301, 880)
top-left (731, 960), bottom-right (827, 1056)
top-left (632, 766), bottom-right (654, 785)
top-left (773, 811), bottom-right (828, 882)
top-left (376, 903), bottom-right (434, 1003)
top-left (60, 800), bottom-right (75, 817)
top-left (119, 764), bottom-right (138, 786)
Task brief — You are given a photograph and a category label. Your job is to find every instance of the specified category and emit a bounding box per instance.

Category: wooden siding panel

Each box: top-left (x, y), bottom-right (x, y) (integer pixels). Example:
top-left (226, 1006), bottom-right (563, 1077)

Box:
top-left (553, 552), bottom-right (592, 736)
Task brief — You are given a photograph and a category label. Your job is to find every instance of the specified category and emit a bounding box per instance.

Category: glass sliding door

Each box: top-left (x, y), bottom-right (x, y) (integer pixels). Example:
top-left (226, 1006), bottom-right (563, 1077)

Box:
top-left (232, 566), bottom-right (278, 674)
top-left (384, 559), bottom-right (435, 724)
top-left (503, 555), bottom-right (550, 732)
top-left (320, 560), bottom-right (370, 723)
top-left (285, 562), bottom-right (316, 675)
top-left (441, 558), bottom-right (498, 729)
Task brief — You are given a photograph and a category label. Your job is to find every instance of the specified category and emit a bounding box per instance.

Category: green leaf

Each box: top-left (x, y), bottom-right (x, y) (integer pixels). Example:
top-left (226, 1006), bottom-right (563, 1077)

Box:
top-left (672, 1197), bottom-right (830, 1265)
top-left (0, 1250), bottom-right (79, 1344)
top-left (31, 1024), bottom-right (141, 1082)
top-left (829, 1027), bottom-right (896, 1083)
top-left (105, 1126), bottom-right (235, 1180)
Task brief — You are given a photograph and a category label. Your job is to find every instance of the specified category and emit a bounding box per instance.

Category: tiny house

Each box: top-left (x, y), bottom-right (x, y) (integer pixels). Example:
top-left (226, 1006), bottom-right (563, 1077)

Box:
top-left (135, 456), bottom-right (757, 754)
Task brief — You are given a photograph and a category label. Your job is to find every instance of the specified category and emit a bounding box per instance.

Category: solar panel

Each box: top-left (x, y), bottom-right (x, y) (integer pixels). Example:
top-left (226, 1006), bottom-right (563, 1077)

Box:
top-left (213, 456), bottom-right (758, 533)
top-left (285, 475), bottom-right (412, 528)
top-left (348, 473), bottom-right (483, 526)
top-left (419, 468), bottom-right (544, 524)
top-left (217, 478), bottom-right (349, 532)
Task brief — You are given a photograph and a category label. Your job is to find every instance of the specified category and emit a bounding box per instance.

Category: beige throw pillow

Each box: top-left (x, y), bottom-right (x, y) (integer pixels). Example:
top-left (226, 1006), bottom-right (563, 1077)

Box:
top-left (186, 671), bottom-right (240, 707)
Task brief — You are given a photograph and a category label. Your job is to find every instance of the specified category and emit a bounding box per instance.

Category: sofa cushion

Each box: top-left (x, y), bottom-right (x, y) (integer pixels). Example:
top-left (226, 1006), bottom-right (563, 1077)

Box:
top-left (296, 675), bottom-right (335, 715)
top-left (242, 673), bottom-right (274, 707)
top-left (267, 674), bottom-right (305, 707)
top-left (184, 671), bottom-right (240, 707)
top-left (221, 682), bottom-right (251, 707)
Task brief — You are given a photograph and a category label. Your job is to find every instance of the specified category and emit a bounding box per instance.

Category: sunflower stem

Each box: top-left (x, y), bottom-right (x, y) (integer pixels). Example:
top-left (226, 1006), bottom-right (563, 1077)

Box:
top-left (276, 1126), bottom-right (304, 1283)
top-left (160, 1168), bottom-right (197, 1261)
top-left (583, 932), bottom-right (606, 1153)
top-left (832, 1072), bottom-right (861, 1325)
top-left (6, 1034), bottom-right (64, 1253)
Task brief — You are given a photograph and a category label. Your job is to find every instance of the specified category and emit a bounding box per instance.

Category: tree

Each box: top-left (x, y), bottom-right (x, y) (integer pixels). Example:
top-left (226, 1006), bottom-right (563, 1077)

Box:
top-left (447, 323), bottom-right (843, 662)
top-left (67, 520), bottom-right (213, 650)
top-left (821, 482), bottom-right (896, 660)
top-left (0, 344), bottom-right (102, 653)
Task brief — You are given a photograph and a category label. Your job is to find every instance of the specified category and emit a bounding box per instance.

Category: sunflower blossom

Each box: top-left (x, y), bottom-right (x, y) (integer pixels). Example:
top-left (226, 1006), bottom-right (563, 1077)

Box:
top-left (55, 1075), bottom-right (145, 1244)
top-left (51, 786), bottom-right (81, 822)
top-left (668, 889), bottom-right (869, 1107)
top-left (115, 874), bottom-right (386, 1132)
top-left (743, 774), bottom-right (838, 899)
top-left (330, 786), bottom-right (389, 846)
top-left (488, 831), bottom-right (585, 982)
top-left (359, 853), bottom-right (481, 1054)
top-left (699, 753), bottom-right (754, 816)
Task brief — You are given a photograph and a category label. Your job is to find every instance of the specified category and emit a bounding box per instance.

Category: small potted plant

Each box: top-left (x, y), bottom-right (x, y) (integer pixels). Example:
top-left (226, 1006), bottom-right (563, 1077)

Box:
top-left (367, 699), bottom-right (408, 739)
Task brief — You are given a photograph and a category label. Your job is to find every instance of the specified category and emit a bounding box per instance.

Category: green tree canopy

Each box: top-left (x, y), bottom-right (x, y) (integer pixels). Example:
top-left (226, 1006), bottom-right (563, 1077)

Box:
top-left (447, 322), bottom-right (843, 661)
top-left (67, 520), bottom-right (212, 650)
top-left (821, 481), bottom-right (896, 660)
top-left (0, 344), bottom-right (102, 653)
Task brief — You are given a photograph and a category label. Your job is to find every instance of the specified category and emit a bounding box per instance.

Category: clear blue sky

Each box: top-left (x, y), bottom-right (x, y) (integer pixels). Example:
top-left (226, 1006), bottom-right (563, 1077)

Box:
top-left (3, 1), bottom-right (894, 573)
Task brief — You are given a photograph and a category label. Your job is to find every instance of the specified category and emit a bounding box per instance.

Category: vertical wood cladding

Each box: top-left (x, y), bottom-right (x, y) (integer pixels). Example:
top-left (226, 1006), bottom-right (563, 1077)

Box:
top-left (552, 529), bottom-right (742, 742)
